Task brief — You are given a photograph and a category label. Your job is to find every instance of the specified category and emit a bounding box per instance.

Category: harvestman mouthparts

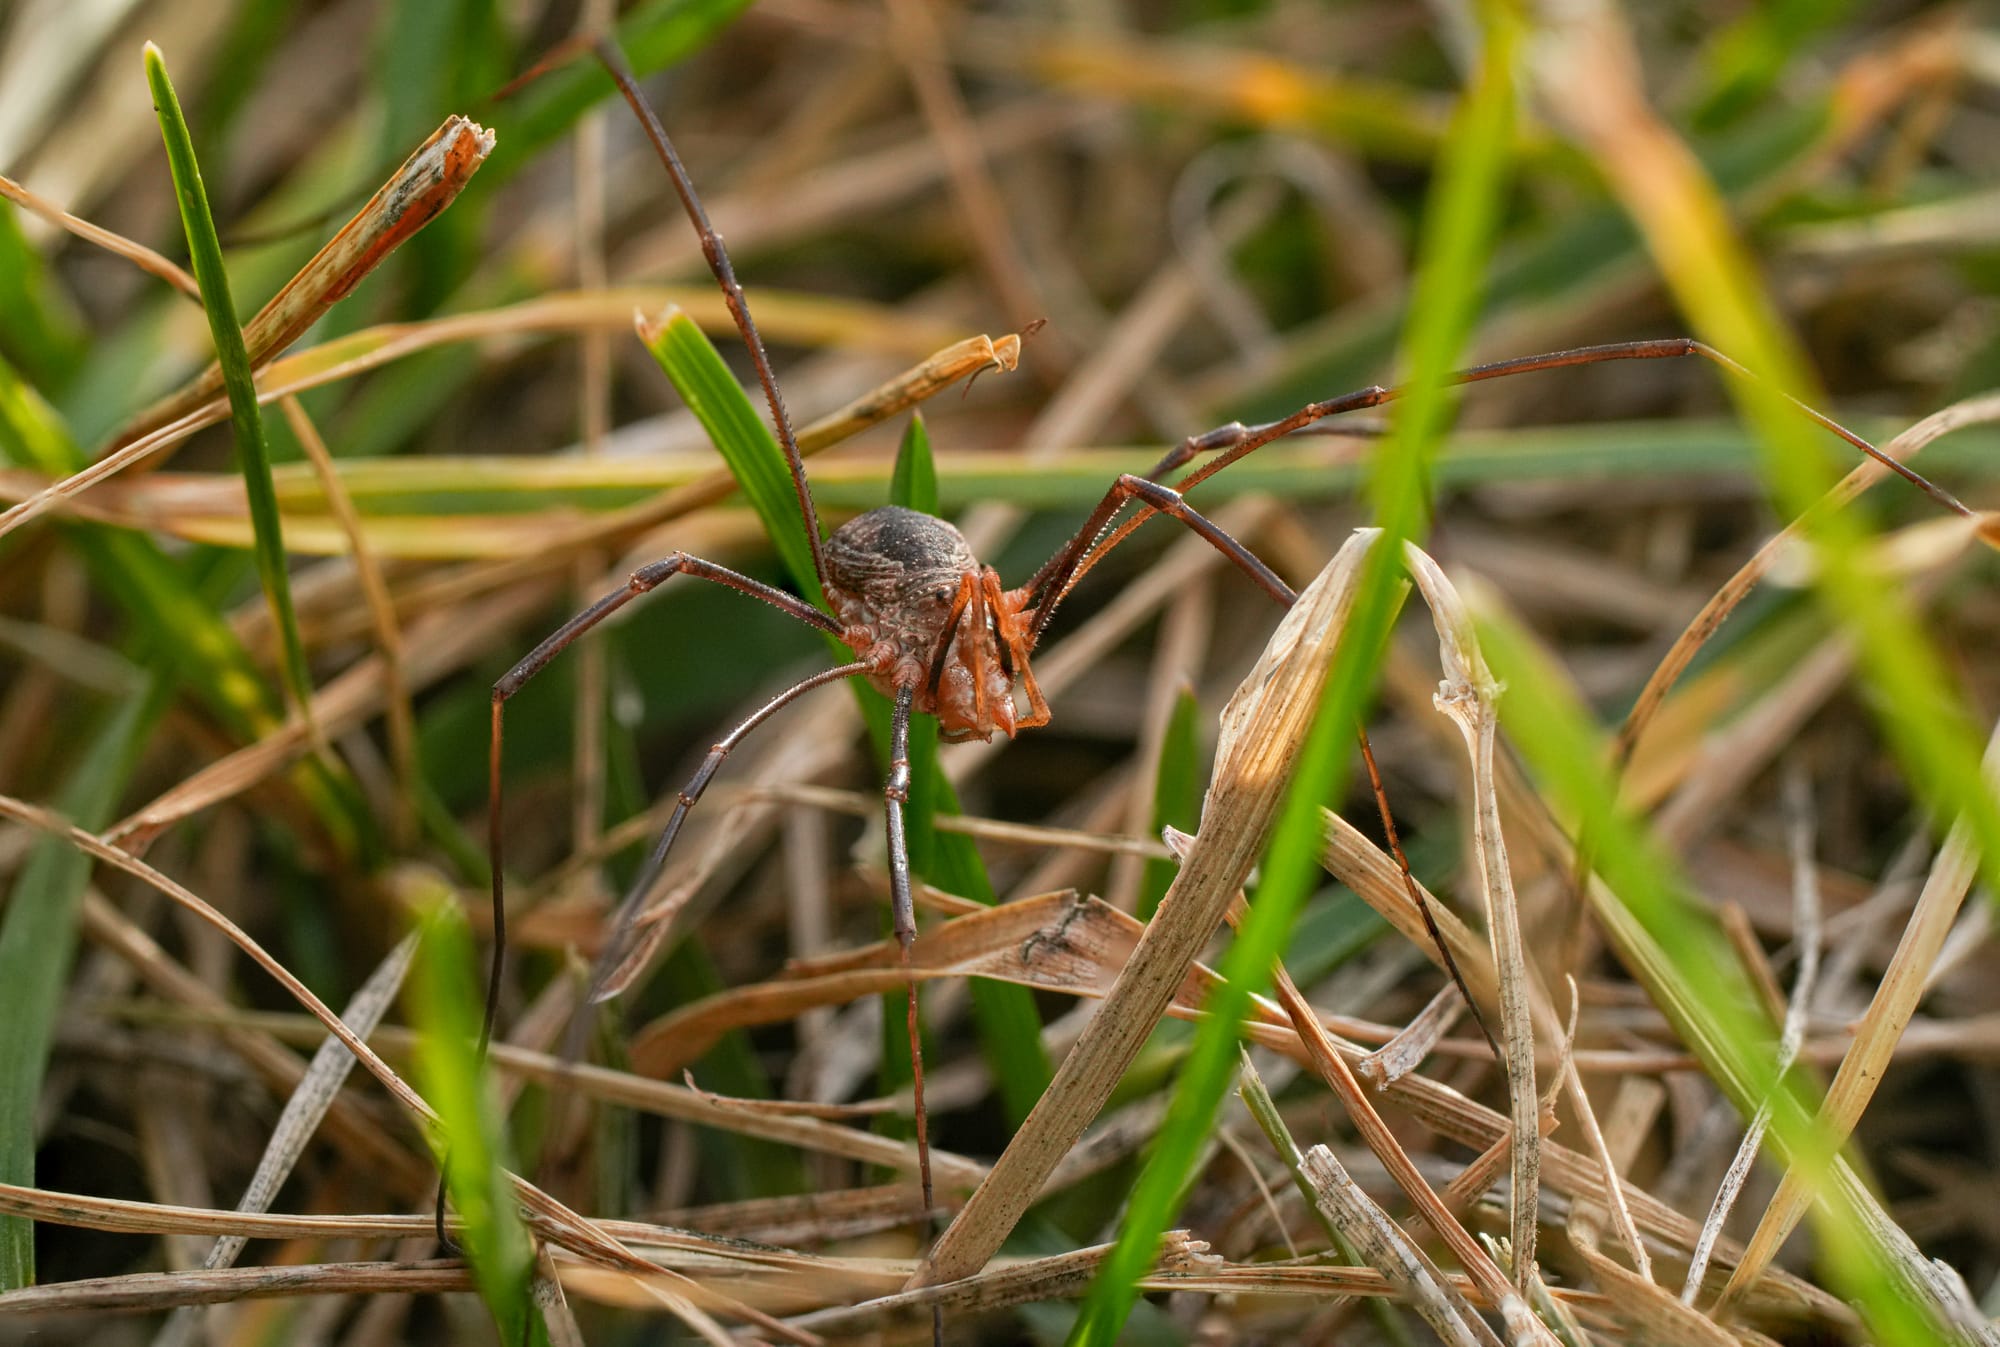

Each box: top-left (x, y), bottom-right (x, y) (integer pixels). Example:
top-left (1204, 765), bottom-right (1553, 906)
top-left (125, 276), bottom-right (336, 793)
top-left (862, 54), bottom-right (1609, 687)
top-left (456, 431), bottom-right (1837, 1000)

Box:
top-left (477, 32), bottom-right (1973, 1323)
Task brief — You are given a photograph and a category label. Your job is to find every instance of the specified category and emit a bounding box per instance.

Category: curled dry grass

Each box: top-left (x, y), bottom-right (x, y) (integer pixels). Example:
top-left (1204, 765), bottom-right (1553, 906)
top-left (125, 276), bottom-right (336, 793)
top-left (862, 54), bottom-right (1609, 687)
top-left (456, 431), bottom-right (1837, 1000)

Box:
top-left (2, 2), bottom-right (2000, 1345)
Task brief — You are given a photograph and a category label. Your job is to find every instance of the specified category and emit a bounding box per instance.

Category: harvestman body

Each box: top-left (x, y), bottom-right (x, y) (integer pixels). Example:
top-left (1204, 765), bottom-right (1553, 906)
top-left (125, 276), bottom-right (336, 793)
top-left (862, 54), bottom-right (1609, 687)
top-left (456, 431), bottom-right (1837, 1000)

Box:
top-left (482, 34), bottom-right (1973, 1296)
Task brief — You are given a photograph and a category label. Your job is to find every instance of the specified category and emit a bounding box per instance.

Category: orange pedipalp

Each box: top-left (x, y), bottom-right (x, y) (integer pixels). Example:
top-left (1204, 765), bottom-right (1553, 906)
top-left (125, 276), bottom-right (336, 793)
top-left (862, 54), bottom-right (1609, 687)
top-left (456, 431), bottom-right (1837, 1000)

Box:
top-left (966, 571), bottom-right (989, 728)
top-left (992, 574), bottom-right (1051, 730)
top-left (927, 573), bottom-right (977, 699)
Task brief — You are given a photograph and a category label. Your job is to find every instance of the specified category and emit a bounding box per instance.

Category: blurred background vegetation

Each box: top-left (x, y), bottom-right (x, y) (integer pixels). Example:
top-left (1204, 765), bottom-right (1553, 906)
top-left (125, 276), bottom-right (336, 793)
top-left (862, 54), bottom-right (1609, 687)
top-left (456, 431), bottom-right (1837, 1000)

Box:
top-left (1, 0), bottom-right (1998, 1342)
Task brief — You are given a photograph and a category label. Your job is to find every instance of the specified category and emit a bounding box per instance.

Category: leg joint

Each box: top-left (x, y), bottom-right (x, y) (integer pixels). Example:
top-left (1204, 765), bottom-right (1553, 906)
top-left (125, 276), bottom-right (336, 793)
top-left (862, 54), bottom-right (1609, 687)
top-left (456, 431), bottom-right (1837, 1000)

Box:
top-left (630, 554), bottom-right (686, 590)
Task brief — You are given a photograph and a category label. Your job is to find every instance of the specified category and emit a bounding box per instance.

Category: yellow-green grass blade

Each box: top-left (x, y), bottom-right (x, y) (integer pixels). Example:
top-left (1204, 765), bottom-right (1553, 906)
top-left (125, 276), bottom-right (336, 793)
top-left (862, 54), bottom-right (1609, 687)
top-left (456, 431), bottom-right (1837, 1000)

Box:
top-left (1473, 603), bottom-right (1953, 1346)
top-left (1552, 29), bottom-right (2000, 944)
top-left (407, 901), bottom-right (548, 1346)
top-left (0, 687), bottom-right (164, 1288)
top-left (1069, 5), bottom-right (1524, 1338)
top-left (144, 44), bottom-right (316, 734)
top-left (638, 312), bottom-right (1051, 1121)
top-left (0, 201), bottom-right (85, 393)
top-left (54, 418), bottom-right (1999, 558)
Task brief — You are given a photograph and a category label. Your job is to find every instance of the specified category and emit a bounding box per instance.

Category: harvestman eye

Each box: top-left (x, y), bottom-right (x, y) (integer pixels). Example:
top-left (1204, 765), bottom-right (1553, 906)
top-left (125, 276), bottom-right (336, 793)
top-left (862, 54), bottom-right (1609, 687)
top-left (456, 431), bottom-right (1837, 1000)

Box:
top-left (474, 30), bottom-right (1976, 1344)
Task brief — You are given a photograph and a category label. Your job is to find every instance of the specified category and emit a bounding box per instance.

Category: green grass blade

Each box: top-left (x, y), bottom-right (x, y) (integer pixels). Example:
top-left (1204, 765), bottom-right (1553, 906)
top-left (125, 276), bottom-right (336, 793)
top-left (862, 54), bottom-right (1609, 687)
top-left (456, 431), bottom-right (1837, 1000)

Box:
top-left (1136, 685), bottom-right (1201, 920)
top-left (638, 319), bottom-right (1051, 1118)
top-left (144, 43), bottom-right (317, 733)
top-left (0, 687), bottom-right (165, 1288)
top-left (408, 900), bottom-right (548, 1346)
top-left (889, 414), bottom-right (941, 870)
top-left (637, 307), bottom-right (822, 606)
top-left (1067, 6), bottom-right (1523, 1338)
top-left (874, 413), bottom-right (1052, 1119)
top-left (891, 412), bottom-right (940, 515)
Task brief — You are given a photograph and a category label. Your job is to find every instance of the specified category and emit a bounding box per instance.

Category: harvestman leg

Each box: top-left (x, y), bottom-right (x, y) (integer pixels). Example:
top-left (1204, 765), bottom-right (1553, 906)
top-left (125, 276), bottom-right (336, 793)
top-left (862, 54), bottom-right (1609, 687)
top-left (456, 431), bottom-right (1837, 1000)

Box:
top-left (881, 684), bottom-right (936, 1195)
top-left (1051, 338), bottom-right (1972, 610)
top-left (1023, 473), bottom-right (1296, 643)
top-left (881, 680), bottom-right (946, 1345)
top-left (486, 553), bottom-right (845, 1040)
top-left (583, 658), bottom-right (872, 999)
top-left (451, 554), bottom-right (847, 1248)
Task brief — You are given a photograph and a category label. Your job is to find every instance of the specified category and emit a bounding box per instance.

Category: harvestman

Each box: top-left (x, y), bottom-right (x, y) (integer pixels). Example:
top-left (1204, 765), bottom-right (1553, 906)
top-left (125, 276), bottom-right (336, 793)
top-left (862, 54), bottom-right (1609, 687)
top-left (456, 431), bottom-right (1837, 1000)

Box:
top-left (484, 37), bottom-right (1972, 1250)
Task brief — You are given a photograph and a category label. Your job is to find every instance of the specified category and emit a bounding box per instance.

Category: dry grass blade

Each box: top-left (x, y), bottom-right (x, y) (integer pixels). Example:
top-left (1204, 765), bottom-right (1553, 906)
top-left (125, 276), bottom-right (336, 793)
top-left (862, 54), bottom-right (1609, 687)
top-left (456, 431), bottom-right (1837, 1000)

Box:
top-left (0, 1260), bottom-right (474, 1314)
top-left (1319, 808), bottom-right (1499, 1003)
top-left (115, 115), bottom-right (496, 450)
top-left (775, 1235), bottom-right (1205, 1340)
top-left (1615, 389), bottom-right (2000, 768)
top-left (795, 327), bottom-right (1032, 450)
top-left (1296, 1143), bottom-right (1504, 1347)
top-left (1568, 1228), bottom-right (1739, 1347)
top-left (628, 890), bottom-right (1208, 1078)
top-left (0, 170), bottom-right (199, 298)
top-left (0, 1183), bottom-right (440, 1240)
top-left (1403, 542), bottom-right (1540, 1284)
top-left (475, 1038), bottom-right (988, 1192)
top-left (1359, 982), bottom-right (1465, 1085)
top-left (0, 1179), bottom-right (899, 1255)
top-left (916, 529), bottom-right (1381, 1287)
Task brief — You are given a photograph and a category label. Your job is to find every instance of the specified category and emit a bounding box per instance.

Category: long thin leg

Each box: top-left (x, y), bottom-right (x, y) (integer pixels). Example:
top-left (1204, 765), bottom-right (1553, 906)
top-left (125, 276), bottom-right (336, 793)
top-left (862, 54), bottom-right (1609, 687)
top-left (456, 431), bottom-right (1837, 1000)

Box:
top-left (595, 39), bottom-right (831, 593)
top-left (1024, 473), bottom-right (1295, 642)
top-left (585, 658), bottom-right (871, 1001)
top-left (488, 552), bottom-right (841, 1043)
top-left (1032, 338), bottom-right (1971, 623)
top-left (881, 680), bottom-right (941, 1344)
top-left (456, 553), bottom-right (835, 1248)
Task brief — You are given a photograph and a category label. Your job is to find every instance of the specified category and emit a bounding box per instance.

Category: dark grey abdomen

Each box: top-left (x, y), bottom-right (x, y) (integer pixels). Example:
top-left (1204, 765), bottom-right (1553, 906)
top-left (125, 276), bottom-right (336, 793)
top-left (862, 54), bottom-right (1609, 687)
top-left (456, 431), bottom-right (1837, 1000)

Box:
top-left (825, 506), bottom-right (978, 597)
